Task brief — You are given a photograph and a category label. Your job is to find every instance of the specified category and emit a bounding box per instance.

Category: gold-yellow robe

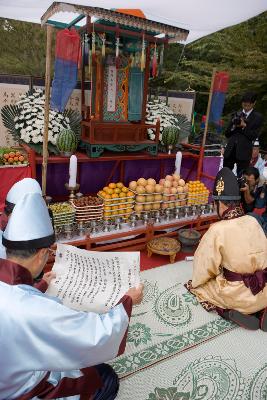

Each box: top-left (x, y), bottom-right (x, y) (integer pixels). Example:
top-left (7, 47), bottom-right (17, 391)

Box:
top-left (190, 215), bottom-right (267, 314)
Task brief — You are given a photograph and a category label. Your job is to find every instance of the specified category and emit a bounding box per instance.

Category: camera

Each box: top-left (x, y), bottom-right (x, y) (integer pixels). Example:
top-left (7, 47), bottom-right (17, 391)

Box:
top-left (237, 176), bottom-right (247, 189)
top-left (232, 111), bottom-right (247, 126)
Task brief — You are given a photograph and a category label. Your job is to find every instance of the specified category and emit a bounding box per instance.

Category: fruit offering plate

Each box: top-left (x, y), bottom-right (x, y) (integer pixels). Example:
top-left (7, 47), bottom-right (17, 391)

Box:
top-left (161, 193), bottom-right (188, 202)
top-left (103, 204), bottom-right (134, 220)
top-left (0, 147), bottom-right (28, 167)
top-left (187, 180), bottom-right (210, 205)
top-left (134, 192), bottom-right (163, 212)
top-left (97, 182), bottom-right (135, 204)
top-left (49, 202), bottom-right (75, 227)
top-left (98, 193), bottom-right (135, 202)
top-left (71, 196), bottom-right (104, 209)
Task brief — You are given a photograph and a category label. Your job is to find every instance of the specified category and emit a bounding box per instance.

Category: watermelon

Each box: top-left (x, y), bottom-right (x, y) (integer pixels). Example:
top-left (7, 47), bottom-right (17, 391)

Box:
top-left (162, 126), bottom-right (179, 146)
top-left (56, 129), bottom-right (78, 153)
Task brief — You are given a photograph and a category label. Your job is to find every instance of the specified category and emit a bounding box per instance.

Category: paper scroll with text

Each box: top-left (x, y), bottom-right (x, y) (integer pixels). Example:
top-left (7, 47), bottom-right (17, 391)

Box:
top-left (46, 244), bottom-right (140, 314)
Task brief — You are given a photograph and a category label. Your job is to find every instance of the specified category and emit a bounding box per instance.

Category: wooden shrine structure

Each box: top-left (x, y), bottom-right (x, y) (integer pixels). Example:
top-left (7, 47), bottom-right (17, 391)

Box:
top-left (41, 2), bottom-right (189, 158)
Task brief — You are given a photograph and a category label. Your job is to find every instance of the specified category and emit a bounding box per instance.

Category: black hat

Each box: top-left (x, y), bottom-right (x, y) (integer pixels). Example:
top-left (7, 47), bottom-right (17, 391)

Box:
top-left (241, 92), bottom-right (257, 103)
top-left (213, 167), bottom-right (240, 201)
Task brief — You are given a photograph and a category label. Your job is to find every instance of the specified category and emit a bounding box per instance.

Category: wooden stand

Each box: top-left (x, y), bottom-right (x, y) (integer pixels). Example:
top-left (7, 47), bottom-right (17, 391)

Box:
top-left (45, 213), bottom-right (217, 271)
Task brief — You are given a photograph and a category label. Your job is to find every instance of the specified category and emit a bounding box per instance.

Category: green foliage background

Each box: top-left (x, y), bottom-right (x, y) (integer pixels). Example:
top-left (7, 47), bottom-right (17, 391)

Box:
top-left (0, 13), bottom-right (266, 145)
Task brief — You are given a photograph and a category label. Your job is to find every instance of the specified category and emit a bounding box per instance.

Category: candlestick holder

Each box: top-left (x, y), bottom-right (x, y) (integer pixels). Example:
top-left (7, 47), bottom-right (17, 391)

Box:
top-left (200, 205), bottom-right (206, 215)
top-left (103, 220), bottom-right (110, 233)
top-left (64, 224), bottom-right (73, 240)
top-left (65, 183), bottom-right (80, 201)
top-left (184, 206), bottom-right (189, 219)
top-left (115, 217), bottom-right (122, 230)
top-left (143, 212), bottom-right (149, 225)
top-left (175, 207), bottom-right (180, 219)
top-left (90, 220), bottom-right (97, 234)
top-left (192, 205), bottom-right (197, 217)
top-left (54, 225), bottom-right (60, 241)
top-left (208, 203), bottom-right (214, 214)
top-left (78, 221), bottom-right (86, 235)
top-left (129, 214), bottom-right (137, 228)
top-left (165, 209), bottom-right (171, 222)
top-left (155, 211), bottom-right (161, 224)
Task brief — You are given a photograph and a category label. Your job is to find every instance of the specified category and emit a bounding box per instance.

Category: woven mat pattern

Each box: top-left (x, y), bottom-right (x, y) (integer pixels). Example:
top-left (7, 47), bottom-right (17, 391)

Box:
top-left (111, 261), bottom-right (235, 378)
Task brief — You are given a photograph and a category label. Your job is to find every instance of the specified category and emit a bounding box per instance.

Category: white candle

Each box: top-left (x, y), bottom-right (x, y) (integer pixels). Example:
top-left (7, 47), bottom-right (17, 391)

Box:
top-left (175, 151), bottom-right (182, 175)
top-left (68, 155), bottom-right (77, 187)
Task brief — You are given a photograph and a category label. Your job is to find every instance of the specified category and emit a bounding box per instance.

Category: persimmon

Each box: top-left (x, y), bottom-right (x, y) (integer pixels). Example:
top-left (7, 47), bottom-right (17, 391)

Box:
top-left (9, 152), bottom-right (15, 158)
top-left (13, 156), bottom-right (19, 162)
top-left (3, 154), bottom-right (9, 159)
top-left (8, 158), bottom-right (14, 163)
top-left (19, 156), bottom-right (24, 162)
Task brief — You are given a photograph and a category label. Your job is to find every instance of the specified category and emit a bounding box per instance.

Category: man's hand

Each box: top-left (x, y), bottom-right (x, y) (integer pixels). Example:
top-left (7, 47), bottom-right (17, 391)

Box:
top-left (43, 271), bottom-right (56, 285)
top-left (240, 183), bottom-right (249, 192)
top-left (126, 283), bottom-right (144, 305)
top-left (240, 118), bottom-right (247, 128)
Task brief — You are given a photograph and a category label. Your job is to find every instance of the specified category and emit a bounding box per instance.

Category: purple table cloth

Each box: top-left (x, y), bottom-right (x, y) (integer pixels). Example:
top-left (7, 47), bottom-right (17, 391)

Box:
top-left (36, 156), bottom-right (221, 198)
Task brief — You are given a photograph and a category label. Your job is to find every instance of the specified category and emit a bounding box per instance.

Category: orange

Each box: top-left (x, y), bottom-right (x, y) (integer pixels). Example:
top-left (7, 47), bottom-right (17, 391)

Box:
top-left (111, 193), bottom-right (117, 199)
top-left (121, 187), bottom-right (128, 193)
top-left (119, 204), bottom-right (125, 209)
top-left (104, 211), bottom-right (111, 217)
top-left (114, 188), bottom-right (121, 194)
top-left (103, 186), bottom-right (109, 193)
top-left (108, 183), bottom-right (116, 189)
top-left (119, 192), bottom-right (126, 198)
top-left (116, 182), bottom-right (124, 189)
top-left (104, 206), bottom-right (111, 211)
top-left (126, 208), bottom-right (132, 213)
top-left (105, 194), bottom-right (111, 200)
top-left (127, 191), bottom-right (133, 197)
top-left (107, 188), bottom-right (113, 195)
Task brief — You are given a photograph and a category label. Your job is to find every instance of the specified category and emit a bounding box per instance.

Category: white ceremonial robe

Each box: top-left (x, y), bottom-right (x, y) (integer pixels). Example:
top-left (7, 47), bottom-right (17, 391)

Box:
top-left (0, 280), bottom-right (130, 400)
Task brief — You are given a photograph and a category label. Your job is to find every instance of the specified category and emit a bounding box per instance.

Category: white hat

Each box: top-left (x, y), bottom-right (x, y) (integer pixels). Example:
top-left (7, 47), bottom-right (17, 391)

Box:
top-left (253, 139), bottom-right (260, 147)
top-left (3, 193), bottom-right (55, 250)
top-left (5, 178), bottom-right (42, 213)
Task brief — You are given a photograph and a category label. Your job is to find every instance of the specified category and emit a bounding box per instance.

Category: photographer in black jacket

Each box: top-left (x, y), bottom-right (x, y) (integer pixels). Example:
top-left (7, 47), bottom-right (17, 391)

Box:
top-left (239, 166), bottom-right (261, 213)
top-left (223, 92), bottom-right (263, 176)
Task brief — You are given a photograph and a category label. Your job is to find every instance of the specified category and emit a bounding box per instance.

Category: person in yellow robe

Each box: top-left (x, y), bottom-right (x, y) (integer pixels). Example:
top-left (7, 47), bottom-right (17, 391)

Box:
top-left (187, 167), bottom-right (267, 331)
